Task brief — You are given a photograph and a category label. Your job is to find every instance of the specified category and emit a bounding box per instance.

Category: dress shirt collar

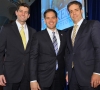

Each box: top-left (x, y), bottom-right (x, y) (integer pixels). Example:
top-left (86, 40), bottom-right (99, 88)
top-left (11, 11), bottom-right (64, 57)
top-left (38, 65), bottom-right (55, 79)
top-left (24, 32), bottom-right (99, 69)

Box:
top-left (47, 28), bottom-right (58, 35)
top-left (74, 18), bottom-right (84, 27)
top-left (16, 20), bottom-right (26, 31)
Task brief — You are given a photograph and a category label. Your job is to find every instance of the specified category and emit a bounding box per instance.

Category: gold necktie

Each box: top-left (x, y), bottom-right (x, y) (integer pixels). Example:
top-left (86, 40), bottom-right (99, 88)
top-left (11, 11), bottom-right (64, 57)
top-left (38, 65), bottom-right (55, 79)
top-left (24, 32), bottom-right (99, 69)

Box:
top-left (72, 25), bottom-right (78, 46)
top-left (20, 26), bottom-right (26, 50)
top-left (72, 25), bottom-right (78, 68)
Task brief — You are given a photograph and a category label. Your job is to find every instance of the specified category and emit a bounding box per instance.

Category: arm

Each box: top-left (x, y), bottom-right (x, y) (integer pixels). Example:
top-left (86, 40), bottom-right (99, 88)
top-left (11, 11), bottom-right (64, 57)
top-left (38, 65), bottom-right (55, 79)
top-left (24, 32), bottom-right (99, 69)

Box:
top-left (90, 20), bottom-right (100, 88)
top-left (30, 34), bottom-right (40, 90)
top-left (0, 26), bottom-right (7, 86)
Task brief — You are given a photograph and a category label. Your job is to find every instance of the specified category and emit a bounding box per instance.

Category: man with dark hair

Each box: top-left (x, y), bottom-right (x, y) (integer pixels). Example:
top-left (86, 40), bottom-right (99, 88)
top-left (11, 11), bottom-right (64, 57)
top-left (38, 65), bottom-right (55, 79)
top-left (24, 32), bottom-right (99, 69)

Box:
top-left (0, 3), bottom-right (36, 90)
top-left (30, 9), bottom-right (66, 90)
top-left (65, 1), bottom-right (100, 90)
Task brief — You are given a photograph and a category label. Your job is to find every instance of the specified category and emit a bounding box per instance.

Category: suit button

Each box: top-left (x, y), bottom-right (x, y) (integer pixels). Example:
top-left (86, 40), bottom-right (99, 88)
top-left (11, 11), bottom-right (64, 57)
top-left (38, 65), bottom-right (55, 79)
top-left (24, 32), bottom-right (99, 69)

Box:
top-left (73, 53), bottom-right (75, 55)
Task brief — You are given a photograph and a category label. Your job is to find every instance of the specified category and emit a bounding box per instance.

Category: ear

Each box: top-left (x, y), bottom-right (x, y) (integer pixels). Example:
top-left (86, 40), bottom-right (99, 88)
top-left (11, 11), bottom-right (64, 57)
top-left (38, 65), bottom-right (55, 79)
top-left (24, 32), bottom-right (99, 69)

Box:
top-left (44, 18), bottom-right (46, 24)
top-left (15, 10), bottom-right (17, 16)
top-left (81, 9), bottom-right (83, 14)
top-left (28, 14), bottom-right (30, 18)
top-left (57, 18), bottom-right (58, 22)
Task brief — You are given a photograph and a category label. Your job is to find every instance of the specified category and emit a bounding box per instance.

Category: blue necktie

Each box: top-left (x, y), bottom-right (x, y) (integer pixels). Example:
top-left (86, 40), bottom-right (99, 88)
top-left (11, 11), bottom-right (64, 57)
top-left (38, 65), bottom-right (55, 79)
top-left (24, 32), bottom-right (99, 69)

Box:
top-left (52, 32), bottom-right (58, 70)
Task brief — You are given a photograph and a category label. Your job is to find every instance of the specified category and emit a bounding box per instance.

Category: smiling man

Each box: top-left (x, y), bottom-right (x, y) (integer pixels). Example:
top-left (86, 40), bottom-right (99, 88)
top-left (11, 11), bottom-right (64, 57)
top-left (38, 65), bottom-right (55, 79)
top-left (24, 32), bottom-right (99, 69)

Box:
top-left (0, 3), bottom-right (36, 90)
top-left (30, 9), bottom-right (66, 90)
top-left (65, 1), bottom-right (100, 90)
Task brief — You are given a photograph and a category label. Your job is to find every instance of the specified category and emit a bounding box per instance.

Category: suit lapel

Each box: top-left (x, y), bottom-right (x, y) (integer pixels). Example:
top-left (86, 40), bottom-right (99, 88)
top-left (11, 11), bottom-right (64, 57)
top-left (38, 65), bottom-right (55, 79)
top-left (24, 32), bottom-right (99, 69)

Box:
top-left (74, 20), bottom-right (87, 50)
top-left (25, 26), bottom-right (32, 51)
top-left (11, 22), bottom-right (24, 51)
top-left (42, 29), bottom-right (56, 55)
top-left (57, 30), bottom-right (63, 55)
top-left (69, 27), bottom-right (73, 49)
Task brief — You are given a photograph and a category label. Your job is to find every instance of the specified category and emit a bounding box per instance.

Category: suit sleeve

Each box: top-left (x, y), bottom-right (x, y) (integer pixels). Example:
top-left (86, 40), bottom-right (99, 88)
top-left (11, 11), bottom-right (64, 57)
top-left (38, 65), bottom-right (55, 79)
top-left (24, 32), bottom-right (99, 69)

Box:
top-left (91, 20), bottom-right (100, 73)
top-left (0, 26), bottom-right (7, 75)
top-left (30, 33), bottom-right (38, 81)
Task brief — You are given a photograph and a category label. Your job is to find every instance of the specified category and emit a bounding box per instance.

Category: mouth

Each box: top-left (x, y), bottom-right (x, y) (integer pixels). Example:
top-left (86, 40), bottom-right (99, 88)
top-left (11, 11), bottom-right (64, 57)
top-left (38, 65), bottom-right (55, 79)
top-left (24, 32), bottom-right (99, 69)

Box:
top-left (49, 22), bottom-right (54, 25)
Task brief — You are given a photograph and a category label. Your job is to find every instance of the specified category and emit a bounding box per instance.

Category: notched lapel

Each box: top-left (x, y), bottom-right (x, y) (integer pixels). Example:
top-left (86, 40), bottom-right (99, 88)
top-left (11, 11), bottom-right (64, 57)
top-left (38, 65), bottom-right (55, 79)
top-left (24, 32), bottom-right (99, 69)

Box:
top-left (42, 30), bottom-right (56, 55)
top-left (11, 22), bottom-right (25, 51)
top-left (25, 26), bottom-right (31, 51)
top-left (74, 20), bottom-right (87, 49)
top-left (57, 31), bottom-right (62, 55)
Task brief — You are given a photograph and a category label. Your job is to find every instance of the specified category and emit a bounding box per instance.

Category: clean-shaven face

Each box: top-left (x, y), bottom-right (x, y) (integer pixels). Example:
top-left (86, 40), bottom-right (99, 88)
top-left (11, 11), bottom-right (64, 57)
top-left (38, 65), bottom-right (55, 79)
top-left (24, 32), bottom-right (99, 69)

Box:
top-left (15, 6), bottom-right (30, 24)
top-left (68, 4), bottom-right (83, 24)
top-left (44, 11), bottom-right (58, 31)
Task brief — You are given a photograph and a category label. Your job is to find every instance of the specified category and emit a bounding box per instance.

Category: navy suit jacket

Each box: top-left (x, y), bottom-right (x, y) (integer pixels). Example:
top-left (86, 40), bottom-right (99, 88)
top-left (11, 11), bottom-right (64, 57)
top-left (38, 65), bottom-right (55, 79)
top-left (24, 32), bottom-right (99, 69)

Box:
top-left (65, 20), bottom-right (100, 86)
top-left (30, 29), bottom-right (66, 87)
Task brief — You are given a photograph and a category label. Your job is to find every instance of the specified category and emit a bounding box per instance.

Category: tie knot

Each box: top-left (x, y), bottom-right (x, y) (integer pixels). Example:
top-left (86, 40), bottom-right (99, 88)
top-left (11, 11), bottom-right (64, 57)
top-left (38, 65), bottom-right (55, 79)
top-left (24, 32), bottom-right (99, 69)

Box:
top-left (74, 24), bottom-right (78, 29)
top-left (52, 32), bottom-right (55, 35)
top-left (21, 26), bottom-right (24, 29)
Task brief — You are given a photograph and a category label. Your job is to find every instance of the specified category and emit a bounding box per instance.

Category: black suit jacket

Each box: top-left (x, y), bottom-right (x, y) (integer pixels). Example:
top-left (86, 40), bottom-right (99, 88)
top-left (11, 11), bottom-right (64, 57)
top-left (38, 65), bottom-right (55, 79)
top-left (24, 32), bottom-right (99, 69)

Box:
top-left (65, 20), bottom-right (100, 86)
top-left (30, 29), bottom-right (66, 87)
top-left (0, 22), bottom-right (36, 83)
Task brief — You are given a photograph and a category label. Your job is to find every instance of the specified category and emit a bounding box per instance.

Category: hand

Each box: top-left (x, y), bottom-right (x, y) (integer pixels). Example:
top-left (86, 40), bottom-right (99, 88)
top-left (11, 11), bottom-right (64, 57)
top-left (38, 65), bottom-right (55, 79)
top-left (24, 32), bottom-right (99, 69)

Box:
top-left (66, 74), bottom-right (68, 85)
top-left (0, 75), bottom-right (6, 86)
top-left (30, 82), bottom-right (41, 90)
top-left (91, 73), bottom-right (100, 88)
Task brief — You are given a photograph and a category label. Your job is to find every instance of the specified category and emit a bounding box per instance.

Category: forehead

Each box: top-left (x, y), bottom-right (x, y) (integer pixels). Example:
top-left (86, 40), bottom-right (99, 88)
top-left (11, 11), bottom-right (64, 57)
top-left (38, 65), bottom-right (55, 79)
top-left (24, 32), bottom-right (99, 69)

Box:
top-left (18, 6), bottom-right (29, 11)
top-left (45, 11), bottom-right (56, 17)
top-left (69, 4), bottom-right (80, 10)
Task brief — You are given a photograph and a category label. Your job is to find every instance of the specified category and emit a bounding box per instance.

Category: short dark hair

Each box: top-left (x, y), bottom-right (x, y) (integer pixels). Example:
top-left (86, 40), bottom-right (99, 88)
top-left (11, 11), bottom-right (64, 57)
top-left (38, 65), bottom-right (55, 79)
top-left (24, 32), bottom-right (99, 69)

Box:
top-left (44, 9), bottom-right (57, 18)
top-left (67, 1), bottom-right (82, 11)
top-left (16, 3), bottom-right (30, 13)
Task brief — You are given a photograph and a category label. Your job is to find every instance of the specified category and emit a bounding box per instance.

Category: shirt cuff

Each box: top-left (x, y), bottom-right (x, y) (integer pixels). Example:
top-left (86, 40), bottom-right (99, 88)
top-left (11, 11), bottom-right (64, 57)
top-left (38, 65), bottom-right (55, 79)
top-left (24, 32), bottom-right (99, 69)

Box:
top-left (30, 80), bottom-right (37, 82)
top-left (93, 72), bottom-right (100, 75)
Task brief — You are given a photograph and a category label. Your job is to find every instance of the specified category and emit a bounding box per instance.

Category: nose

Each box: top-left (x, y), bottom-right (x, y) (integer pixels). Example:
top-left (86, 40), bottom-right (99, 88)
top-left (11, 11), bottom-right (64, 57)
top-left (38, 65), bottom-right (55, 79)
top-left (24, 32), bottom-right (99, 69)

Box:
top-left (73, 11), bottom-right (76, 14)
top-left (22, 12), bottom-right (25, 15)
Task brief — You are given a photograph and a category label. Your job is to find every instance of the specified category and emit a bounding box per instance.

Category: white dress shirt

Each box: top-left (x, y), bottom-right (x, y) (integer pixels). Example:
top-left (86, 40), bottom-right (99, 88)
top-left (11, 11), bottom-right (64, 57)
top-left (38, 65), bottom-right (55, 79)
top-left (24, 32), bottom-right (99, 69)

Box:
top-left (47, 28), bottom-right (60, 50)
top-left (16, 20), bottom-right (29, 44)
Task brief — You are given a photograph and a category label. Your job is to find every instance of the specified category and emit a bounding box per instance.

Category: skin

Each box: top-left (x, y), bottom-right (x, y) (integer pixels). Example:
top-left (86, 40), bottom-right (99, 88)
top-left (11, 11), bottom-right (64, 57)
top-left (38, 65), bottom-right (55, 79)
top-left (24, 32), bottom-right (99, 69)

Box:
top-left (30, 11), bottom-right (58, 90)
top-left (15, 6), bottom-right (30, 25)
top-left (68, 4), bottom-right (83, 24)
top-left (0, 6), bottom-right (30, 87)
top-left (66, 4), bottom-right (100, 88)
top-left (44, 11), bottom-right (58, 31)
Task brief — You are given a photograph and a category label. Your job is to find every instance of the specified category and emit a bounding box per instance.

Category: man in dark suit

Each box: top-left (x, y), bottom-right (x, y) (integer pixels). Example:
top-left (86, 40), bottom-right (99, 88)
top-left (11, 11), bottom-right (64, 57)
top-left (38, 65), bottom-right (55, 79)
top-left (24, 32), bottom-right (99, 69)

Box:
top-left (0, 3), bottom-right (36, 90)
top-left (65, 1), bottom-right (100, 90)
top-left (30, 9), bottom-right (66, 90)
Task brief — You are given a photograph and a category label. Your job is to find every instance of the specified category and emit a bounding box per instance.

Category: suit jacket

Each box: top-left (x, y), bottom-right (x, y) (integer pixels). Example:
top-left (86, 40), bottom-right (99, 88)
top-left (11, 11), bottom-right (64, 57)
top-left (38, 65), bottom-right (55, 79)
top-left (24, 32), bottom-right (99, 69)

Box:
top-left (0, 22), bottom-right (36, 83)
top-left (30, 29), bottom-right (66, 87)
top-left (65, 20), bottom-right (100, 86)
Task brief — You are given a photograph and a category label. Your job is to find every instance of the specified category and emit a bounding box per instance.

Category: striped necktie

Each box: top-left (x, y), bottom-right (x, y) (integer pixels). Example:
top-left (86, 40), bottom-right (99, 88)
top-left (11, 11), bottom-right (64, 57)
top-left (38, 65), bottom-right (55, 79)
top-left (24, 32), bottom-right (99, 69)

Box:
top-left (52, 32), bottom-right (58, 70)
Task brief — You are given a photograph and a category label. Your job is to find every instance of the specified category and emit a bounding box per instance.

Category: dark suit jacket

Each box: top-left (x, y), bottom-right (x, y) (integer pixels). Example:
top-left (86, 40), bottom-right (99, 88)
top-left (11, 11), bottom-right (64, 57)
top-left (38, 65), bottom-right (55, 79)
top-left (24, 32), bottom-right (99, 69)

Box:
top-left (0, 22), bottom-right (36, 83)
top-left (65, 20), bottom-right (100, 86)
top-left (30, 29), bottom-right (66, 87)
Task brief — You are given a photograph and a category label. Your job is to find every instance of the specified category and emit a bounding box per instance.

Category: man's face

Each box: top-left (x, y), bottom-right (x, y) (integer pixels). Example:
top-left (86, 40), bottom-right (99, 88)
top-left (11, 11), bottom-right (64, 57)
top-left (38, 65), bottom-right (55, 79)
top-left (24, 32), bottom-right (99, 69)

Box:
top-left (44, 11), bottom-right (58, 31)
top-left (15, 6), bottom-right (30, 24)
top-left (68, 4), bottom-right (83, 24)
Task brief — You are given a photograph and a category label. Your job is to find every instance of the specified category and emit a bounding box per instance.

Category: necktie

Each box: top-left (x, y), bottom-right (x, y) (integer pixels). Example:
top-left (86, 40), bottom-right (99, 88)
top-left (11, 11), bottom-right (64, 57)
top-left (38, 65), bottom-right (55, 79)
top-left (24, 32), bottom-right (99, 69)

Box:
top-left (71, 25), bottom-right (78, 68)
top-left (20, 26), bottom-right (26, 50)
top-left (52, 32), bottom-right (58, 70)
top-left (72, 25), bottom-right (78, 46)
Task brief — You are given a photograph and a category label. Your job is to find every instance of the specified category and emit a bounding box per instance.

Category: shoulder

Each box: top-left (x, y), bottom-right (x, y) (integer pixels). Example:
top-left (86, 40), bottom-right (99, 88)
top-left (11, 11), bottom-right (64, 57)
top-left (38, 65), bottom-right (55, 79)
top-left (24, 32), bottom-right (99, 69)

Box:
top-left (83, 20), bottom-right (100, 26)
top-left (27, 25), bottom-right (36, 33)
top-left (33, 29), bottom-right (46, 38)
